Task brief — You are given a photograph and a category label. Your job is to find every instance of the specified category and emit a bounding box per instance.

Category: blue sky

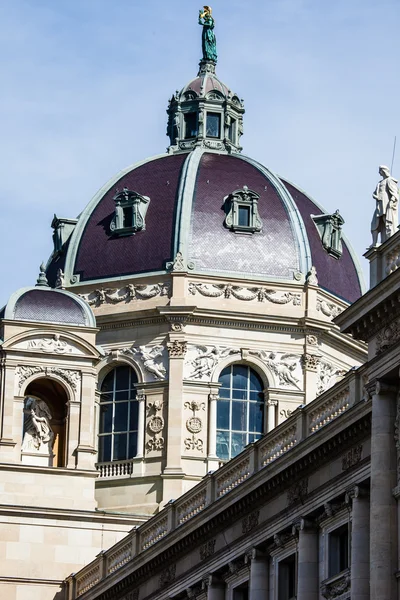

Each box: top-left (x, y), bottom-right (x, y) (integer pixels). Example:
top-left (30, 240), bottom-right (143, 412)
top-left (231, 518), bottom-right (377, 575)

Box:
top-left (1, 0), bottom-right (400, 305)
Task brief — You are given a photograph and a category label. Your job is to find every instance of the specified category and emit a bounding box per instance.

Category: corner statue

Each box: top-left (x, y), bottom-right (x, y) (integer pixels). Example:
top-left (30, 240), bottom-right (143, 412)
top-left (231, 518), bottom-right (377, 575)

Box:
top-left (371, 165), bottom-right (399, 245)
top-left (199, 6), bottom-right (217, 63)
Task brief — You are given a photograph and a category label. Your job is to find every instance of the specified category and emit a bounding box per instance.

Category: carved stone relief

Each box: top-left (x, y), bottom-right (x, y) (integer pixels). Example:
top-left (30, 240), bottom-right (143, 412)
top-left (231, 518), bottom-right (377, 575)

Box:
top-left (122, 345), bottom-right (167, 381)
top-left (184, 345), bottom-right (240, 381)
top-left (316, 298), bottom-right (343, 318)
top-left (159, 564), bottom-right (176, 587)
top-left (317, 361), bottom-right (347, 396)
top-left (342, 445), bottom-right (362, 471)
top-left (287, 478), bottom-right (308, 505)
top-left (242, 509), bottom-right (260, 534)
top-left (81, 282), bottom-right (170, 307)
top-left (249, 350), bottom-right (302, 390)
top-left (146, 399), bottom-right (165, 453)
top-left (302, 353), bottom-right (321, 372)
top-left (199, 539), bottom-right (216, 561)
top-left (376, 318), bottom-right (400, 354)
top-left (189, 282), bottom-right (301, 305)
top-left (321, 572), bottom-right (350, 599)
top-left (167, 340), bottom-right (187, 358)
top-left (16, 365), bottom-right (81, 392)
top-left (184, 400), bottom-right (205, 452)
top-left (17, 334), bottom-right (83, 355)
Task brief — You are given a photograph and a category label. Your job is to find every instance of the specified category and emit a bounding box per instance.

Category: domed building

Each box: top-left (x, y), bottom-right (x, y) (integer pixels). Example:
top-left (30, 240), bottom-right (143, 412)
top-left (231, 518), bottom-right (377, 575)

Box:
top-left (0, 11), bottom-right (368, 600)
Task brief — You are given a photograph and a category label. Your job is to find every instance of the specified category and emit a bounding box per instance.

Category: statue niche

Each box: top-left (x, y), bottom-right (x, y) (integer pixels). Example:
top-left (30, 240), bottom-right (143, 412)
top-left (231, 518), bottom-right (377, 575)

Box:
top-left (22, 396), bottom-right (54, 466)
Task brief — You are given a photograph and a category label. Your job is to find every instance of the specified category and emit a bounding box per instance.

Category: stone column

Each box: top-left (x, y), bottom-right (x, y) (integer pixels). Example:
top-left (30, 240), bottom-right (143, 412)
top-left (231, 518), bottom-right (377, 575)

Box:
top-left (295, 518), bottom-right (319, 600)
top-left (267, 399), bottom-right (277, 432)
top-left (370, 380), bottom-right (397, 600)
top-left (203, 575), bottom-right (225, 600)
top-left (249, 549), bottom-right (269, 600)
top-left (345, 486), bottom-right (370, 600)
top-left (135, 391), bottom-right (145, 459)
top-left (208, 393), bottom-right (219, 459)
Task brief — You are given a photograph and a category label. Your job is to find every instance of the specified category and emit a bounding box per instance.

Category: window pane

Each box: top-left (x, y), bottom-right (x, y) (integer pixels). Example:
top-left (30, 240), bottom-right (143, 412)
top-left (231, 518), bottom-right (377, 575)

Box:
top-left (206, 112), bottom-right (221, 138)
top-left (99, 404), bottom-right (113, 434)
top-left (231, 432), bottom-right (246, 457)
top-left (99, 435), bottom-right (111, 462)
top-left (229, 119), bottom-right (236, 142)
top-left (217, 400), bottom-right (230, 430)
top-left (248, 432), bottom-right (262, 443)
top-left (128, 432), bottom-right (138, 458)
top-left (123, 207), bottom-right (133, 228)
top-left (129, 401), bottom-right (139, 431)
top-left (219, 387), bottom-right (230, 399)
top-left (100, 392), bottom-right (113, 404)
top-left (232, 365), bottom-right (248, 389)
top-left (113, 433), bottom-right (127, 461)
top-left (249, 390), bottom-right (264, 401)
top-left (216, 431), bottom-right (230, 461)
top-left (101, 371), bottom-right (114, 393)
top-left (238, 206), bottom-right (250, 227)
top-left (232, 401), bottom-right (247, 431)
top-left (114, 402), bottom-right (129, 432)
top-left (115, 366), bottom-right (130, 390)
top-left (185, 112), bottom-right (198, 138)
top-left (249, 402), bottom-right (264, 433)
top-left (219, 367), bottom-right (231, 389)
top-left (249, 369), bottom-right (263, 391)
top-left (232, 388), bottom-right (247, 400)
top-left (115, 390), bottom-right (129, 402)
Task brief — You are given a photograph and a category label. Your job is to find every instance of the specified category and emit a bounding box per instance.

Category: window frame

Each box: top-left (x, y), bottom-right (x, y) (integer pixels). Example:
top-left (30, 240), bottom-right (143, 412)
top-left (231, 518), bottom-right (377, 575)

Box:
top-left (206, 111), bottom-right (222, 138)
top-left (98, 365), bottom-right (139, 463)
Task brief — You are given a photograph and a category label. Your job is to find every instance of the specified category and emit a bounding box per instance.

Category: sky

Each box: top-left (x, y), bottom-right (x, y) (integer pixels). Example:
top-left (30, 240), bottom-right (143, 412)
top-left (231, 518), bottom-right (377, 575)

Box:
top-left (1, 0), bottom-right (400, 306)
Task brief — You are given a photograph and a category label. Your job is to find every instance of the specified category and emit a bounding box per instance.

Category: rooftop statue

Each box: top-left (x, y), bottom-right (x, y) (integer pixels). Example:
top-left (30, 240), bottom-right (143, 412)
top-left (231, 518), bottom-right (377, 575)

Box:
top-left (199, 6), bottom-right (217, 63)
top-left (371, 165), bottom-right (399, 245)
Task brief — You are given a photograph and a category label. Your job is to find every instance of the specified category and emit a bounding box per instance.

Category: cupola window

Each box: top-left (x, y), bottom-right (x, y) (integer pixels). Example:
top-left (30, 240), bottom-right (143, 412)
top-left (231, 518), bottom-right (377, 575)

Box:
top-left (98, 366), bottom-right (139, 463)
top-left (184, 112), bottom-right (198, 139)
top-left (206, 112), bottom-right (221, 138)
top-left (223, 186), bottom-right (263, 233)
top-left (110, 188), bottom-right (150, 237)
top-left (216, 364), bottom-right (264, 461)
top-left (228, 118), bottom-right (237, 143)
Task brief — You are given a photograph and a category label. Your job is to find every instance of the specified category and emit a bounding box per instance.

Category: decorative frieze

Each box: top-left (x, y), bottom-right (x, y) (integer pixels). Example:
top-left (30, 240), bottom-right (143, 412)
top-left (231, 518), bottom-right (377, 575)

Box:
top-left (81, 282), bottom-right (170, 306)
top-left (23, 334), bottom-right (79, 355)
top-left (184, 345), bottom-right (239, 381)
top-left (376, 318), bottom-right (400, 354)
top-left (287, 478), bottom-right (308, 505)
top-left (242, 509), bottom-right (260, 534)
top-left (16, 365), bottom-right (81, 392)
top-left (199, 539), bottom-right (216, 561)
top-left (342, 445), bottom-right (363, 470)
top-left (167, 340), bottom-right (187, 358)
top-left (159, 564), bottom-right (176, 587)
top-left (188, 282), bottom-right (301, 305)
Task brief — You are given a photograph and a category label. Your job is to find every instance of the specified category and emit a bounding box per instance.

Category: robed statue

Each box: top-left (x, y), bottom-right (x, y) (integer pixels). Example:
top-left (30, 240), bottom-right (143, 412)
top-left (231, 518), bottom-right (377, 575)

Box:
top-left (371, 165), bottom-right (399, 245)
top-left (199, 6), bottom-right (217, 63)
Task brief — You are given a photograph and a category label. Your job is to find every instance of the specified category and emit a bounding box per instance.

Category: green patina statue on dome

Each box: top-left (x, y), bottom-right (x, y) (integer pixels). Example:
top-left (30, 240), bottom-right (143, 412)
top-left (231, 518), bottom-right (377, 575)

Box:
top-left (199, 6), bottom-right (217, 63)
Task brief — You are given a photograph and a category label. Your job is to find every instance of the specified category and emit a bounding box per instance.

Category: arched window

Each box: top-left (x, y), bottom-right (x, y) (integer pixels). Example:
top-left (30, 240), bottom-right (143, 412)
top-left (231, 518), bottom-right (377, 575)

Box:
top-left (98, 365), bottom-right (139, 462)
top-left (216, 364), bottom-right (264, 460)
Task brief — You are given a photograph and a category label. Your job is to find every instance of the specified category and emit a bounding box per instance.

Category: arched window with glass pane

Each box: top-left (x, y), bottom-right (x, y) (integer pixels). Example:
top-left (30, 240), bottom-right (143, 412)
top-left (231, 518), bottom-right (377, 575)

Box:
top-left (98, 365), bottom-right (139, 462)
top-left (216, 364), bottom-right (264, 461)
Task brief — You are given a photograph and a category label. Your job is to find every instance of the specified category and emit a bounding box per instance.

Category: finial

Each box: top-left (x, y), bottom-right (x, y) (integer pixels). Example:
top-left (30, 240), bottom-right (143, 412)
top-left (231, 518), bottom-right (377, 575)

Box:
top-left (36, 262), bottom-right (50, 287)
top-left (198, 6), bottom-right (217, 64)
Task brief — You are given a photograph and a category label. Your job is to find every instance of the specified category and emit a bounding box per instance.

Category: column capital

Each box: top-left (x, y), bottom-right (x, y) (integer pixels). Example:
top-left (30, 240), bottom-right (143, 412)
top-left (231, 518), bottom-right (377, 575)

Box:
top-left (345, 484), bottom-right (369, 504)
top-left (202, 574), bottom-right (224, 590)
top-left (167, 340), bottom-right (187, 358)
top-left (374, 379), bottom-right (397, 396)
top-left (292, 517), bottom-right (317, 536)
top-left (245, 547), bottom-right (268, 562)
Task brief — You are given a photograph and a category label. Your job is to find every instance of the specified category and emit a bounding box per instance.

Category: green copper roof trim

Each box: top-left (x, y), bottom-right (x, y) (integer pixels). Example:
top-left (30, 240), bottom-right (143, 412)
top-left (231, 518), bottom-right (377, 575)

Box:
top-left (62, 153), bottom-right (169, 287)
top-left (280, 176), bottom-right (366, 295)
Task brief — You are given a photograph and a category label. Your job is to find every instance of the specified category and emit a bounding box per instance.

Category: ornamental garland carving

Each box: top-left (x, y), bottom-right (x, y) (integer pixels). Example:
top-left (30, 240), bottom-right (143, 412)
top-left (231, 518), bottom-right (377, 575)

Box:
top-left (16, 365), bottom-right (81, 392)
top-left (80, 282), bottom-right (170, 306)
top-left (184, 400), bottom-right (205, 453)
top-left (316, 298), bottom-right (343, 318)
top-left (123, 345), bottom-right (167, 380)
top-left (146, 399), bottom-right (165, 453)
top-left (184, 345), bottom-right (240, 381)
top-left (249, 350), bottom-right (302, 390)
top-left (188, 282), bottom-right (301, 306)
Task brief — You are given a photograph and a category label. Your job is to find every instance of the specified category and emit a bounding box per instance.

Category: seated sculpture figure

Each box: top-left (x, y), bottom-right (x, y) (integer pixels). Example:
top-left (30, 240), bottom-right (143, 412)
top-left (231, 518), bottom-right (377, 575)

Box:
top-left (371, 165), bottom-right (399, 245)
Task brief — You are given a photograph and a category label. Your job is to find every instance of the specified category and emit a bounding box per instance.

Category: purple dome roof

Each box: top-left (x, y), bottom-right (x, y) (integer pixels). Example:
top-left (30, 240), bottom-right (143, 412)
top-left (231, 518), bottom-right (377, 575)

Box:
top-left (48, 151), bottom-right (364, 304)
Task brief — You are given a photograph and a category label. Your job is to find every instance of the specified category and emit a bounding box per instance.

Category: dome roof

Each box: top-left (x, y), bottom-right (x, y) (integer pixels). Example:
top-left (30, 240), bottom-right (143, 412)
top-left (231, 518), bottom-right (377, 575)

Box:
top-left (47, 149), bottom-right (364, 304)
top-left (180, 72), bottom-right (231, 100)
top-left (3, 286), bottom-right (96, 327)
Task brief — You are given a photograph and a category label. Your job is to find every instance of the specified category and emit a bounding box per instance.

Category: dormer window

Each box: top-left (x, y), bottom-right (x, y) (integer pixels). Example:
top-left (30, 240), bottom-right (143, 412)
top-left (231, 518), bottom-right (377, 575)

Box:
top-left (206, 112), bottom-right (221, 138)
top-left (110, 188), bottom-right (150, 237)
top-left (312, 210), bottom-right (344, 259)
top-left (223, 186), bottom-right (262, 233)
top-left (184, 113), bottom-right (198, 139)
